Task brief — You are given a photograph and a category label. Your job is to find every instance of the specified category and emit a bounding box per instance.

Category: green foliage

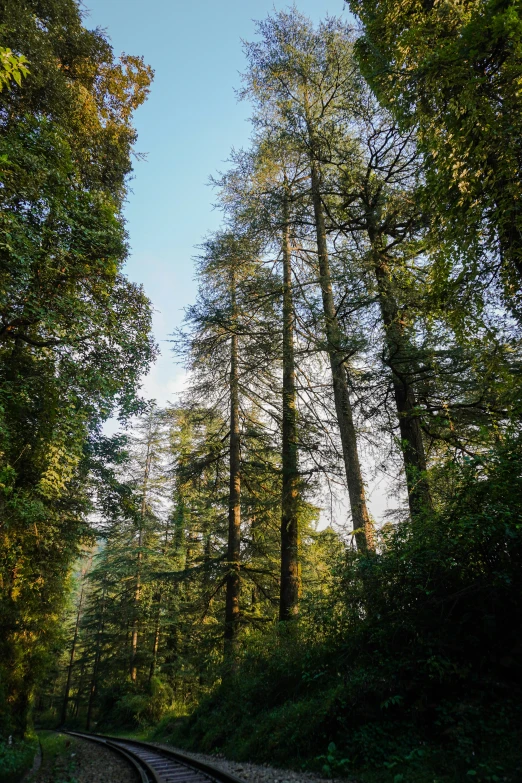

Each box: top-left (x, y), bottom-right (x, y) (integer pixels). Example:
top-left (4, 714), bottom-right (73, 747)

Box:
top-left (36, 732), bottom-right (80, 783)
top-left (97, 678), bottom-right (176, 730)
top-left (10, 7), bottom-right (522, 783)
top-left (0, 47), bottom-right (29, 91)
top-left (0, 736), bottom-right (36, 783)
top-left (0, 0), bottom-right (155, 737)
top-left (316, 742), bottom-right (351, 778)
top-left (35, 400), bottom-right (327, 730)
top-left (161, 437), bottom-right (522, 780)
top-left (349, 0), bottom-right (522, 308)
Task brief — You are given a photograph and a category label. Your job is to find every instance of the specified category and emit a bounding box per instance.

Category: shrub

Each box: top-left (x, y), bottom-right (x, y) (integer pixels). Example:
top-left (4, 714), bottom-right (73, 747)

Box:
top-left (162, 438), bottom-right (522, 781)
top-left (0, 737), bottom-right (37, 783)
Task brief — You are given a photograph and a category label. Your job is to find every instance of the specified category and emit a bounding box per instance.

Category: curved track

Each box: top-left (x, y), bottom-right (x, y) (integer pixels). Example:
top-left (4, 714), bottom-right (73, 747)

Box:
top-left (66, 731), bottom-right (246, 783)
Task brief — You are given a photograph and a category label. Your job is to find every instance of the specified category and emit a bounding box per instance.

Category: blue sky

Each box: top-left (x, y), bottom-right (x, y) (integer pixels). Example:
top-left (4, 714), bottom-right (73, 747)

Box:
top-left (83, 0), bottom-right (351, 403)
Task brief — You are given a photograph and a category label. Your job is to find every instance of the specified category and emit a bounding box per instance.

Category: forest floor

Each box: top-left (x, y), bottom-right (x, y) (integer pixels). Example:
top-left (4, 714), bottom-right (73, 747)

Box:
top-left (25, 732), bottom-right (138, 783)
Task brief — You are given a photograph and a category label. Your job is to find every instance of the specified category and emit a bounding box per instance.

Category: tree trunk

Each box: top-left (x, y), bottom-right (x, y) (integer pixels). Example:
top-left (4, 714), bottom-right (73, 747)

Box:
top-left (130, 439), bottom-right (153, 682)
top-left (369, 230), bottom-right (432, 517)
top-left (149, 517), bottom-right (170, 683)
top-left (224, 277), bottom-right (241, 657)
top-left (86, 588), bottom-right (106, 730)
top-left (73, 661), bottom-right (86, 719)
top-left (280, 198), bottom-right (300, 620)
top-left (149, 590), bottom-right (162, 683)
top-left (60, 584), bottom-right (84, 725)
top-left (130, 538), bottom-right (142, 682)
top-left (310, 159), bottom-right (373, 552)
top-left (85, 657), bottom-right (98, 731)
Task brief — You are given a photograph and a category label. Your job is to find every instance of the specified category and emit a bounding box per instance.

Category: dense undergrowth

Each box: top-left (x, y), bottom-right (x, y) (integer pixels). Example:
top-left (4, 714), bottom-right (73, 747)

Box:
top-left (150, 441), bottom-right (522, 783)
top-left (0, 735), bottom-right (37, 783)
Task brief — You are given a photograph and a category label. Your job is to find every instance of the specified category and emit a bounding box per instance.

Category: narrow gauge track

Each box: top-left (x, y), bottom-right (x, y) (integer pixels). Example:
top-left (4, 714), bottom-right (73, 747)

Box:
top-left (65, 731), bottom-right (246, 783)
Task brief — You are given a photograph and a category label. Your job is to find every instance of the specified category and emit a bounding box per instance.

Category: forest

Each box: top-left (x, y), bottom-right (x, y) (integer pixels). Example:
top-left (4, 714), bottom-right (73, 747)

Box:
top-left (1, 1), bottom-right (522, 782)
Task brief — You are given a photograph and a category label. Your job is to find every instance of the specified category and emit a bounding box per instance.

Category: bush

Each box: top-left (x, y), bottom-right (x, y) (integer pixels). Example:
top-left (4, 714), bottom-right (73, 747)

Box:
top-left (98, 677), bottom-right (175, 729)
top-left (161, 438), bottom-right (522, 781)
top-left (0, 737), bottom-right (37, 783)
top-left (146, 678), bottom-right (175, 724)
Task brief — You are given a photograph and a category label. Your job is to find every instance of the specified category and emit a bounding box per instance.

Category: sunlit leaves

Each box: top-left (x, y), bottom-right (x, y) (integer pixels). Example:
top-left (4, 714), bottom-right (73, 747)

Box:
top-left (0, 47), bottom-right (29, 91)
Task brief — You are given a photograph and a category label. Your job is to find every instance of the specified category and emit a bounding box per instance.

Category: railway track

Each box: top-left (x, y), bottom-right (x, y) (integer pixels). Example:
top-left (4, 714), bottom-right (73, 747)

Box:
top-left (65, 731), bottom-right (246, 783)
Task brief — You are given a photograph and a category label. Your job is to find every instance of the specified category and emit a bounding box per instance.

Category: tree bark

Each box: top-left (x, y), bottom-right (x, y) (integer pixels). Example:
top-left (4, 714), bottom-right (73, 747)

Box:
top-left (60, 584), bottom-right (84, 725)
top-left (149, 518), bottom-right (170, 683)
top-left (149, 591), bottom-right (162, 683)
top-left (369, 228), bottom-right (432, 517)
top-left (310, 159), bottom-right (373, 552)
top-left (224, 275), bottom-right (241, 657)
top-left (130, 438), bottom-right (153, 682)
top-left (85, 655), bottom-right (98, 730)
top-left (86, 587), bottom-right (106, 730)
top-left (72, 661), bottom-right (86, 719)
top-left (280, 197), bottom-right (300, 620)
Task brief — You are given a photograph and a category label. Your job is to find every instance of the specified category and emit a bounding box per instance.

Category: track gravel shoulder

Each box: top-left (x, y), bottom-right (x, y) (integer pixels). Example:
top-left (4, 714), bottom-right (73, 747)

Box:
top-left (148, 741), bottom-right (355, 783)
top-left (30, 733), bottom-right (139, 783)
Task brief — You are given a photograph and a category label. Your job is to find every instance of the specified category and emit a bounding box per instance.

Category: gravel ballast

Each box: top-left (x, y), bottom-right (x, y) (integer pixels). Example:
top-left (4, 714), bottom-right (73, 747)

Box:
top-left (31, 733), bottom-right (139, 783)
top-left (29, 731), bottom-right (354, 783)
top-left (150, 741), bottom-right (355, 783)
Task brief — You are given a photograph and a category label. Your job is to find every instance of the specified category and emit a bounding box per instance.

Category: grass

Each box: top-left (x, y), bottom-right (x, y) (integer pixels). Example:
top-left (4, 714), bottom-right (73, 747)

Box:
top-left (25, 731), bottom-right (79, 783)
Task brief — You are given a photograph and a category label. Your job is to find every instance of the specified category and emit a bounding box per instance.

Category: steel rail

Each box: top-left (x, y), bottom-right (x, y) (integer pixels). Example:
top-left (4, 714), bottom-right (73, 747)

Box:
top-left (65, 731), bottom-right (247, 783)
top-left (65, 732), bottom-right (155, 782)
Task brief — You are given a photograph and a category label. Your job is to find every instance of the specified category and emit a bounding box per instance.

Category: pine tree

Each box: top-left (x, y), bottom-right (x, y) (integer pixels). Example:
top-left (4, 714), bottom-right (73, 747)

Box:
top-left (242, 10), bottom-right (374, 551)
